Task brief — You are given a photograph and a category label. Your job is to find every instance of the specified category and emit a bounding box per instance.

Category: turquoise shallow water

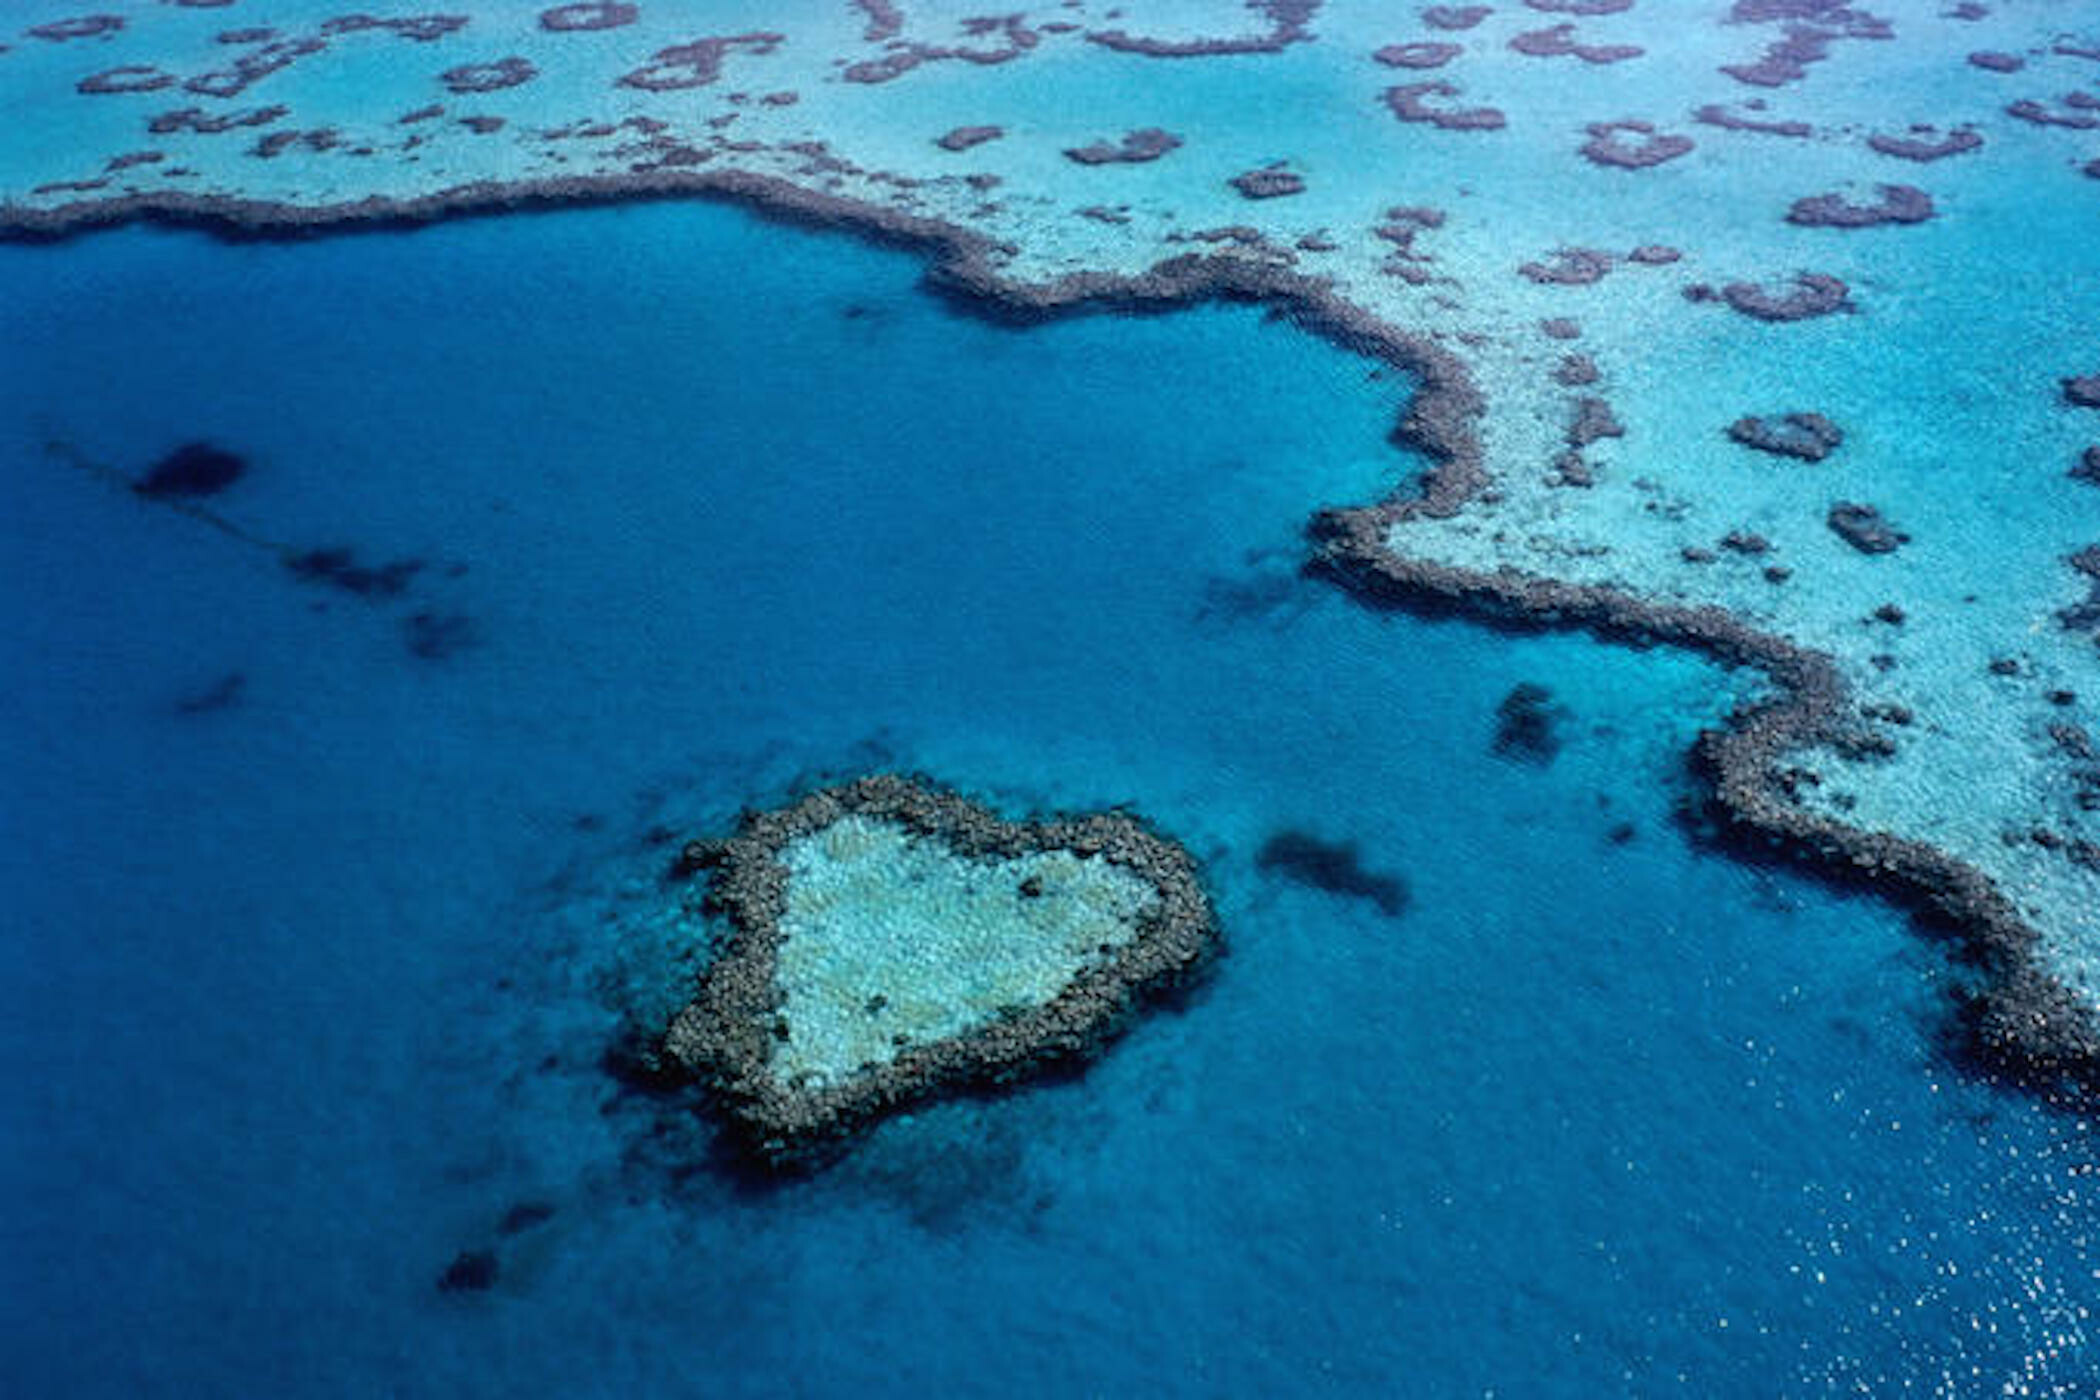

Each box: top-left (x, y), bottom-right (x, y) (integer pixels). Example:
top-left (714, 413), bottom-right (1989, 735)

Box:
top-left (2, 200), bottom-right (2096, 1395)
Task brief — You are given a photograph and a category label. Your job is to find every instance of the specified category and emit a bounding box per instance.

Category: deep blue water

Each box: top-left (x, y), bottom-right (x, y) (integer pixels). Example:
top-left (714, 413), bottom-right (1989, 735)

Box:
top-left (2, 200), bottom-right (2095, 1396)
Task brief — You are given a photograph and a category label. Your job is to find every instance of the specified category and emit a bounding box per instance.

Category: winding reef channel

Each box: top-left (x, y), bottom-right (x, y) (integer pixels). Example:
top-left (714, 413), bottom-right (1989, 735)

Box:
top-left (4, 0), bottom-right (2096, 1099)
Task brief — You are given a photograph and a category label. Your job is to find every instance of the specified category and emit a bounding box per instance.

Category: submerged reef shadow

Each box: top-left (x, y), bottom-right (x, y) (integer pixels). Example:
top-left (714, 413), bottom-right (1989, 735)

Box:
top-left (1491, 682), bottom-right (1569, 766)
top-left (820, 1104), bottom-right (1057, 1234)
top-left (171, 669), bottom-right (246, 716)
top-left (1195, 547), bottom-right (1318, 628)
top-left (133, 440), bottom-right (247, 499)
top-left (1255, 829), bottom-right (1410, 917)
top-left (14, 167), bottom-right (2095, 1113)
top-left (48, 436), bottom-right (482, 663)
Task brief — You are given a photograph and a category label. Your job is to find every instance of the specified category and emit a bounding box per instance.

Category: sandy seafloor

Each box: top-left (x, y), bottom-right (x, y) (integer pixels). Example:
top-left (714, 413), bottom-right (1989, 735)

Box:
top-left (2, 1), bottom-right (2099, 1395)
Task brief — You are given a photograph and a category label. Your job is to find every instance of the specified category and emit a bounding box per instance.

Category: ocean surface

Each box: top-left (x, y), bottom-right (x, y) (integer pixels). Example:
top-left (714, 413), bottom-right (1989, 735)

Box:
top-left (2, 194), bottom-right (2095, 1396)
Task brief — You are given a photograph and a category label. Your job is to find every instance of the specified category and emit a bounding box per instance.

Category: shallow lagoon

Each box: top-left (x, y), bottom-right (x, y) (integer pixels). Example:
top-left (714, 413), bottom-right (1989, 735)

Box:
top-left (2, 200), bottom-right (2095, 1395)
top-left (770, 814), bottom-right (1157, 1083)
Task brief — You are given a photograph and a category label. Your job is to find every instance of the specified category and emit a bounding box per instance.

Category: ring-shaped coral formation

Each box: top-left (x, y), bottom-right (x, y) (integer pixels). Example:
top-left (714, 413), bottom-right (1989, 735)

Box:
top-left (663, 774), bottom-right (1219, 1169)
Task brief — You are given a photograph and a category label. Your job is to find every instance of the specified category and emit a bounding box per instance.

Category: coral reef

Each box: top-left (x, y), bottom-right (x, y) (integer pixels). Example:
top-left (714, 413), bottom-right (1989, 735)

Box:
top-left (1065, 129), bottom-right (1184, 165)
top-left (1580, 120), bottom-right (1693, 169)
top-left (1230, 165), bottom-right (1305, 199)
top-left (1786, 183), bottom-right (1934, 227)
top-left (440, 57), bottom-right (536, 95)
top-left (1827, 501), bottom-right (1909, 554)
top-left (539, 2), bottom-right (637, 31)
top-left (1374, 42), bottom-right (1462, 69)
top-left (936, 125), bottom-right (1004, 152)
top-left (663, 775), bottom-right (1219, 1169)
top-left (1384, 82), bottom-right (1507, 131)
top-left (1727, 412), bottom-right (1844, 461)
